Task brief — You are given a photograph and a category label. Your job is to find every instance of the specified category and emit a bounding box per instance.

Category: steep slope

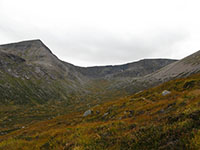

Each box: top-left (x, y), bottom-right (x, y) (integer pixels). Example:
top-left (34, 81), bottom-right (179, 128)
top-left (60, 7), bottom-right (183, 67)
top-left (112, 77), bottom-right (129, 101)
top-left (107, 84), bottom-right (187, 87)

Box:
top-left (0, 44), bottom-right (83, 105)
top-left (0, 40), bottom-right (88, 129)
top-left (0, 40), bottom-right (85, 82)
top-left (1, 73), bottom-right (199, 150)
top-left (113, 50), bottom-right (200, 95)
top-left (148, 50), bottom-right (200, 81)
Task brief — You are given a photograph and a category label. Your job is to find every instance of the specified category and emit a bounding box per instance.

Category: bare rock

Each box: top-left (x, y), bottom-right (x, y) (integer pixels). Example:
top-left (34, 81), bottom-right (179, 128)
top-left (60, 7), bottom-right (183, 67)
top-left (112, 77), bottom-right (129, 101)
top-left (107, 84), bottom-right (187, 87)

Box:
top-left (83, 109), bottom-right (92, 117)
top-left (162, 90), bottom-right (171, 96)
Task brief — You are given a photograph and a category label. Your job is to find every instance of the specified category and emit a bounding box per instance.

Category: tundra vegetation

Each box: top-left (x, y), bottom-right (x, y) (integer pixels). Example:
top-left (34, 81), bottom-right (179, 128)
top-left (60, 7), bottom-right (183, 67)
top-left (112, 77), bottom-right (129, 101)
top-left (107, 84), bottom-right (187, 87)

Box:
top-left (0, 73), bottom-right (200, 150)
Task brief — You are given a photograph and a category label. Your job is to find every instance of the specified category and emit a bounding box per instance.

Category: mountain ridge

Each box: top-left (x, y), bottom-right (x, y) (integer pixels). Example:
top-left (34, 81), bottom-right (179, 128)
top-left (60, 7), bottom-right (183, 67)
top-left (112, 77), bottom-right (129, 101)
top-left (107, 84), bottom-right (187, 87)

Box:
top-left (0, 39), bottom-right (177, 79)
top-left (0, 39), bottom-right (178, 68)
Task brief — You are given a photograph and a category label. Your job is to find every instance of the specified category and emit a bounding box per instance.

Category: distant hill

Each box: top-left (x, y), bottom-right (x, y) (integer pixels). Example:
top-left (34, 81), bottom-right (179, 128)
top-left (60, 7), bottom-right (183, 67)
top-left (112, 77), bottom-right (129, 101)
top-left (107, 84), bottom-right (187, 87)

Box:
top-left (76, 59), bottom-right (177, 78)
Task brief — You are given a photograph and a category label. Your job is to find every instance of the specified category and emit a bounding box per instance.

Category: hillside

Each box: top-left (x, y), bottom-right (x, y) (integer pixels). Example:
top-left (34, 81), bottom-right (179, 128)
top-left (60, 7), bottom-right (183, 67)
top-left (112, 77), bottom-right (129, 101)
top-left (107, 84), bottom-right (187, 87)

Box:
top-left (0, 40), bottom-right (177, 129)
top-left (0, 39), bottom-right (177, 105)
top-left (112, 50), bottom-right (200, 95)
top-left (0, 73), bottom-right (199, 150)
top-left (1, 40), bottom-right (200, 149)
top-left (0, 40), bottom-right (86, 104)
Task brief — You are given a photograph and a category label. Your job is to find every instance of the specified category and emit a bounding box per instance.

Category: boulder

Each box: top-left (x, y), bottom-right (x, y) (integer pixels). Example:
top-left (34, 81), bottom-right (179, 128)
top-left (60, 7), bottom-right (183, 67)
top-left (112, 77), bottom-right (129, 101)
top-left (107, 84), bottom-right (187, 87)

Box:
top-left (162, 90), bottom-right (171, 96)
top-left (83, 109), bottom-right (92, 117)
top-left (103, 112), bottom-right (109, 117)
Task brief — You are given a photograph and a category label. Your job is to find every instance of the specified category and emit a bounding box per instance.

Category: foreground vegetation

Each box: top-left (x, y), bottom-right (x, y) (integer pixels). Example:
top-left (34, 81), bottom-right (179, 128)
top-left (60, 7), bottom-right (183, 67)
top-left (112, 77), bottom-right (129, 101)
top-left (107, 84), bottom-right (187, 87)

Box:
top-left (0, 73), bottom-right (200, 149)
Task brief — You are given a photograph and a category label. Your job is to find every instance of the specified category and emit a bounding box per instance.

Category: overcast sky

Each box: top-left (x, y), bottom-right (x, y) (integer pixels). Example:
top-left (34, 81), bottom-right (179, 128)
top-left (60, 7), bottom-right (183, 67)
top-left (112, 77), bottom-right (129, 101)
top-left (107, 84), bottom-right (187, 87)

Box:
top-left (0, 0), bottom-right (200, 66)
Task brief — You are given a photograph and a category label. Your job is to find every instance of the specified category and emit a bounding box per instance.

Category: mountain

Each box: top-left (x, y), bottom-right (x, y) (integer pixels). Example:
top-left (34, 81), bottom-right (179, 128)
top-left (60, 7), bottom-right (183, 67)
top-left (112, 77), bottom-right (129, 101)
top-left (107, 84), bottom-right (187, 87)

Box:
top-left (0, 40), bottom-right (177, 105)
top-left (0, 40), bottom-right (85, 82)
top-left (0, 40), bottom-right (176, 80)
top-left (0, 40), bottom-right (177, 131)
top-left (0, 40), bottom-right (200, 149)
top-left (0, 40), bottom-right (83, 105)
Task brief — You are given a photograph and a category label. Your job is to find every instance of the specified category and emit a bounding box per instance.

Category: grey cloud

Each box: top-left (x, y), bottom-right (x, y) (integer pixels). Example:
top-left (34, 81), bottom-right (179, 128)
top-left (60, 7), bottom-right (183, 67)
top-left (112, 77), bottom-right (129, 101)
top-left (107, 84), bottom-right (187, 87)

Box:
top-left (45, 29), bottom-right (189, 66)
top-left (0, 18), bottom-right (189, 66)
